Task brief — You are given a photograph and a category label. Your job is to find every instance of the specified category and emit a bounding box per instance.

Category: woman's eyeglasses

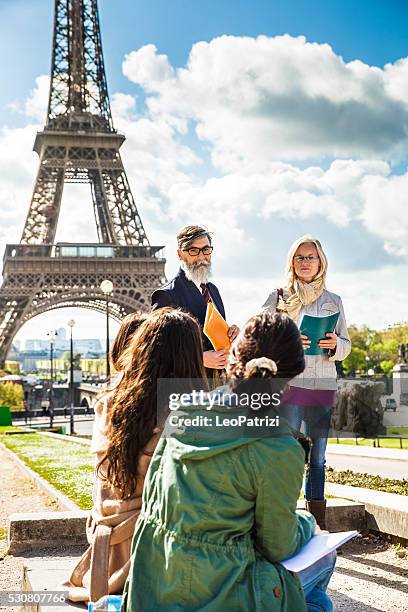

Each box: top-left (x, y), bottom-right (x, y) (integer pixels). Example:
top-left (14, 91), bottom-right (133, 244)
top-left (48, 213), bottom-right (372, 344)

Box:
top-left (294, 255), bottom-right (319, 263)
top-left (183, 246), bottom-right (213, 256)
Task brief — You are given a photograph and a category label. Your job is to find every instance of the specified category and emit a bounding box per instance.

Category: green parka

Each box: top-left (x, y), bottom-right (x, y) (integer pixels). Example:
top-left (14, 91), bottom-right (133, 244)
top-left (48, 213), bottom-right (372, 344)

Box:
top-left (123, 390), bottom-right (316, 611)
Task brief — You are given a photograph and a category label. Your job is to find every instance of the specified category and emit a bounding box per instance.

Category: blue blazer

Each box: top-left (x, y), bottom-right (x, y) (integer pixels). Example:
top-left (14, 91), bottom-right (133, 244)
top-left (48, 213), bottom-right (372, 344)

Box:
top-left (151, 268), bottom-right (226, 352)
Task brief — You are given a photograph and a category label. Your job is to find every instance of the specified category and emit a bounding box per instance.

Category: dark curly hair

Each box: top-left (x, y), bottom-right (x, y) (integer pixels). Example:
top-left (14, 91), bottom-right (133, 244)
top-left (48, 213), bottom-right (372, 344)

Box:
top-left (227, 312), bottom-right (305, 395)
top-left (98, 307), bottom-right (207, 498)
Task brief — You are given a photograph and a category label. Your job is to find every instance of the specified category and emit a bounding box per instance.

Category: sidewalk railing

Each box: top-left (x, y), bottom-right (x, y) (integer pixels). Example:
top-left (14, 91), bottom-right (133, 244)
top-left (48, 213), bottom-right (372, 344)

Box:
top-left (333, 433), bottom-right (408, 449)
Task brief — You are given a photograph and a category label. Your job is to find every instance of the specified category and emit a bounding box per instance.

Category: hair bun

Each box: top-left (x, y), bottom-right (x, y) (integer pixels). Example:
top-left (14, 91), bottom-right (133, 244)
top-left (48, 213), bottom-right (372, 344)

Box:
top-left (245, 357), bottom-right (278, 376)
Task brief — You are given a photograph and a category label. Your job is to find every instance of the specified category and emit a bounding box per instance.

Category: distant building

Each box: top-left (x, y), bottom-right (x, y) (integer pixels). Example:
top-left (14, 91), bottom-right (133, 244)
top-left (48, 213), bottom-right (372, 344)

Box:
top-left (19, 350), bottom-right (49, 372)
top-left (24, 339), bottom-right (49, 351)
top-left (74, 339), bottom-right (103, 354)
top-left (22, 337), bottom-right (103, 356)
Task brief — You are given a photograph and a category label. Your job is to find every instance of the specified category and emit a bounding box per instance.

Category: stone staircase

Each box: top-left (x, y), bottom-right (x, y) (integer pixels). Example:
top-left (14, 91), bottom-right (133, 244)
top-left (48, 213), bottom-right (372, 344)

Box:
top-left (8, 499), bottom-right (367, 611)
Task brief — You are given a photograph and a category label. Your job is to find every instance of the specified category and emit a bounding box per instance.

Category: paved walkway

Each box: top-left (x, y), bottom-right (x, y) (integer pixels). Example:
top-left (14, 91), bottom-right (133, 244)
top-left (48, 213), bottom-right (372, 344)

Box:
top-left (0, 447), bottom-right (61, 612)
top-left (329, 535), bottom-right (408, 611)
top-left (326, 443), bottom-right (408, 479)
top-left (327, 443), bottom-right (407, 461)
top-left (1, 444), bottom-right (408, 611)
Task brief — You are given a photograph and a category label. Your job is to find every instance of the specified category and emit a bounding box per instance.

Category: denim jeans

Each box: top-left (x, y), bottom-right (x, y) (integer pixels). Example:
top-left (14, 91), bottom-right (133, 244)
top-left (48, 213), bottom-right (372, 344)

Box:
top-left (280, 404), bottom-right (332, 500)
top-left (297, 551), bottom-right (336, 612)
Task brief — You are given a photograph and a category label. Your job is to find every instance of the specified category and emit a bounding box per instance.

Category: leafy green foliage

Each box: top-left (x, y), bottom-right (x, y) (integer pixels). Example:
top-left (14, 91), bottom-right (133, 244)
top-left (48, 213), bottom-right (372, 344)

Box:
top-left (0, 382), bottom-right (24, 411)
top-left (343, 323), bottom-right (408, 377)
top-left (326, 467), bottom-right (408, 496)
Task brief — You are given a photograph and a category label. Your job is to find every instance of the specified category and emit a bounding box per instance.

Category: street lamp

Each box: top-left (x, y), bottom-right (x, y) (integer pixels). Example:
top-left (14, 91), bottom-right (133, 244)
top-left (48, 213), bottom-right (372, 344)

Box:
top-left (68, 319), bottom-right (76, 435)
top-left (46, 329), bottom-right (58, 428)
top-left (100, 279), bottom-right (113, 382)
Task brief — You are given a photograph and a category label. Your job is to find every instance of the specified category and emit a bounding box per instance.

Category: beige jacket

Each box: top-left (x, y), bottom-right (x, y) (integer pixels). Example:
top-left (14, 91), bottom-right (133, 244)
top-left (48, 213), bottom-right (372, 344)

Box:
top-left (263, 288), bottom-right (351, 390)
top-left (65, 395), bottom-right (161, 603)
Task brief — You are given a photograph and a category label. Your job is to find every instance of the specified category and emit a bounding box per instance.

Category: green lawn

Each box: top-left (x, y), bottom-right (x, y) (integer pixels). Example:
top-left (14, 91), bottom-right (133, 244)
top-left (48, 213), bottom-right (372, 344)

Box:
top-left (0, 427), bottom-right (94, 509)
top-left (328, 436), bottom-right (408, 450)
top-left (387, 427), bottom-right (408, 435)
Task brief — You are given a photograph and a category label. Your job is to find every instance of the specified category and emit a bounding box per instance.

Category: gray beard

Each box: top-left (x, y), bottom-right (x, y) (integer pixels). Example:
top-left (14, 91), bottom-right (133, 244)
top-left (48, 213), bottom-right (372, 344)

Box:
top-left (181, 261), bottom-right (212, 285)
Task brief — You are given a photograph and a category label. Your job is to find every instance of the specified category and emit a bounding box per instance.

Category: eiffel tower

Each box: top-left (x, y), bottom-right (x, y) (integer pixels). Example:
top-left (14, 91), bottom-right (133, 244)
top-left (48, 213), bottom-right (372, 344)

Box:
top-left (0, 0), bottom-right (166, 367)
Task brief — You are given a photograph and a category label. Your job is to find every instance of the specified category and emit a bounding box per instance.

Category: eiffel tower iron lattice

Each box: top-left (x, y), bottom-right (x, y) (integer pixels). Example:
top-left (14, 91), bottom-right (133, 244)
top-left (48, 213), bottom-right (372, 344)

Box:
top-left (0, 0), bottom-right (166, 367)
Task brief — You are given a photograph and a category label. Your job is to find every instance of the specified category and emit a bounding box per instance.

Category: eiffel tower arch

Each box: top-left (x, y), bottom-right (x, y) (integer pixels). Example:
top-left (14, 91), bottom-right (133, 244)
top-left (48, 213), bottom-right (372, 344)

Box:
top-left (0, 0), bottom-right (166, 367)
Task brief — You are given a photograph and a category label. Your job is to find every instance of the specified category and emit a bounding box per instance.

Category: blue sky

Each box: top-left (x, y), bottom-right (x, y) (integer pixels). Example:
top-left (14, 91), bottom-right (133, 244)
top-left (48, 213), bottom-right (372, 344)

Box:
top-left (2, 0), bottom-right (408, 125)
top-left (1, 0), bottom-right (408, 345)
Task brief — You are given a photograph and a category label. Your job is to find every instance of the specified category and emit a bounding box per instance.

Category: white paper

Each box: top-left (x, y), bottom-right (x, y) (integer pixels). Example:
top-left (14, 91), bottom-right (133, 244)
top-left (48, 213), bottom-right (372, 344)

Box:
top-left (281, 530), bottom-right (359, 573)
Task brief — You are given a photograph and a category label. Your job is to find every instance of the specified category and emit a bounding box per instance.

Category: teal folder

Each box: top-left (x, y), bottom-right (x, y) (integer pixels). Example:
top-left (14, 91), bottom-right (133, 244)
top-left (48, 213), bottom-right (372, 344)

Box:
top-left (299, 312), bottom-right (340, 356)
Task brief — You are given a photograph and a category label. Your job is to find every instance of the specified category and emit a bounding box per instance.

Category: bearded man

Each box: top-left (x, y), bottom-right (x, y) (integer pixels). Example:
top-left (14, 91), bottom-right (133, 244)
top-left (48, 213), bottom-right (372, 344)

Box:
top-left (151, 225), bottom-right (239, 374)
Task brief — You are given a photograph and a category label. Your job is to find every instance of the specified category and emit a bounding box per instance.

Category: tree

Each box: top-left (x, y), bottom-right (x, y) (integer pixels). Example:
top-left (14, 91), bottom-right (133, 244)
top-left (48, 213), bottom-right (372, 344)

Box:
top-left (344, 322), bottom-right (407, 377)
top-left (0, 382), bottom-right (24, 411)
top-left (5, 361), bottom-right (20, 374)
top-left (343, 347), bottom-right (367, 376)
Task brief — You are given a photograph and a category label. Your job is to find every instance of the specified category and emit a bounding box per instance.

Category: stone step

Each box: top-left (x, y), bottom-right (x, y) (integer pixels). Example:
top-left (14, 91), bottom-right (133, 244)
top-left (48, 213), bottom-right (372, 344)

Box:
top-left (9, 511), bottom-right (89, 555)
top-left (326, 482), bottom-right (408, 540)
top-left (17, 499), bottom-right (366, 611)
top-left (9, 499), bottom-right (366, 557)
top-left (22, 555), bottom-right (86, 612)
top-left (297, 497), bottom-right (366, 532)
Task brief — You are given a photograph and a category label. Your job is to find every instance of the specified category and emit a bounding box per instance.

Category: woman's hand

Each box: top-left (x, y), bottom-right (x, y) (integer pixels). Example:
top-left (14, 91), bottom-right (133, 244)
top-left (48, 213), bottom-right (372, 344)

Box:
top-left (300, 334), bottom-right (311, 351)
top-left (318, 332), bottom-right (337, 351)
top-left (227, 325), bottom-right (240, 342)
top-left (203, 350), bottom-right (228, 369)
top-left (314, 524), bottom-right (330, 535)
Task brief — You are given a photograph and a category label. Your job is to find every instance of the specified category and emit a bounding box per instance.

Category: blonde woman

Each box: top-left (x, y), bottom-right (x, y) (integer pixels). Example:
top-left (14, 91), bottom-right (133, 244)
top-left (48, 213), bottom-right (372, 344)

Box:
top-left (263, 236), bottom-right (351, 529)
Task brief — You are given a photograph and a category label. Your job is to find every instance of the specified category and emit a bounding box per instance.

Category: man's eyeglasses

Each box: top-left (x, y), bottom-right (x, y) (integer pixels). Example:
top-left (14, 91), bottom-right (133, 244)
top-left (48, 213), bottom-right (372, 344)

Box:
top-left (294, 255), bottom-right (319, 263)
top-left (183, 246), bottom-right (213, 256)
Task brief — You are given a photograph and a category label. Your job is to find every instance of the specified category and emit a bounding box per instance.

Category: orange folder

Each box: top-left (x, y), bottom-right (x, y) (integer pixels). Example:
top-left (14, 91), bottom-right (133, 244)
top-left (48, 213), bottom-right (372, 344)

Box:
top-left (203, 302), bottom-right (231, 351)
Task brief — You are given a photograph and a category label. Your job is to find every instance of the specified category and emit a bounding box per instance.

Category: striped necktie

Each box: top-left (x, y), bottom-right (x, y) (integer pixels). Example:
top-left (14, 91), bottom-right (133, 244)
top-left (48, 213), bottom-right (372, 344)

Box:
top-left (200, 283), bottom-right (212, 304)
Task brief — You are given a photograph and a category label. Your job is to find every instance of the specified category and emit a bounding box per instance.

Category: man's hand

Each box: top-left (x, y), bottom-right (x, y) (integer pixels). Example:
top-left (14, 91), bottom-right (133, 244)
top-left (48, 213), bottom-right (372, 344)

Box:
top-left (204, 350), bottom-right (228, 369)
top-left (227, 324), bottom-right (240, 342)
top-left (300, 334), bottom-right (311, 351)
top-left (318, 332), bottom-right (337, 351)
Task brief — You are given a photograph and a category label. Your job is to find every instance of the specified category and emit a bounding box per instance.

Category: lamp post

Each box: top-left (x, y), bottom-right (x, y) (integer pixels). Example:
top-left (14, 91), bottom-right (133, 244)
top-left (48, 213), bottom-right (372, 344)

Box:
top-left (68, 319), bottom-right (76, 435)
top-left (100, 279), bottom-right (113, 382)
top-left (46, 330), bottom-right (58, 428)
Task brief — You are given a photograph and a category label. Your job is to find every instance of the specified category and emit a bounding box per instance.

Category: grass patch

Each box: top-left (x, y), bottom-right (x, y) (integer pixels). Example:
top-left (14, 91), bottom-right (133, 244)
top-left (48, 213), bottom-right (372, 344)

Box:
top-left (0, 425), bottom-right (18, 434)
top-left (387, 427), bottom-right (408, 436)
top-left (0, 430), bottom-right (94, 510)
top-left (326, 467), bottom-right (408, 496)
top-left (328, 437), bottom-right (408, 450)
top-left (0, 527), bottom-right (7, 539)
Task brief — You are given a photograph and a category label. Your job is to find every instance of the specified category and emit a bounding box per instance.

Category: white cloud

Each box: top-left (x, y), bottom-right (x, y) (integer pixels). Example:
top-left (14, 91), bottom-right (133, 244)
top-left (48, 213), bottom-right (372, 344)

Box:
top-left (123, 35), bottom-right (408, 169)
top-left (384, 57), bottom-right (408, 103)
top-left (361, 173), bottom-right (408, 256)
top-left (111, 92), bottom-right (137, 121)
top-left (123, 44), bottom-right (174, 90)
top-left (0, 124), bottom-right (39, 250)
top-left (119, 36), bottom-right (408, 258)
top-left (24, 75), bottom-right (49, 122)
